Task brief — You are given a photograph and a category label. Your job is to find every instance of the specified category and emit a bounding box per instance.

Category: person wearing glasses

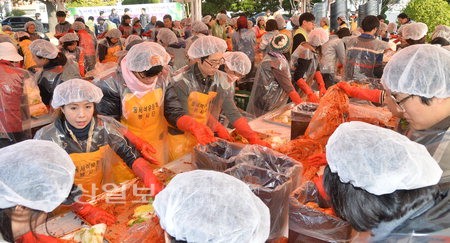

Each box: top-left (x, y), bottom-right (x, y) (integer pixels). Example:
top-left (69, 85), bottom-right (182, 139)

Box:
top-left (95, 41), bottom-right (215, 165)
top-left (169, 36), bottom-right (270, 161)
top-left (338, 44), bottom-right (450, 185)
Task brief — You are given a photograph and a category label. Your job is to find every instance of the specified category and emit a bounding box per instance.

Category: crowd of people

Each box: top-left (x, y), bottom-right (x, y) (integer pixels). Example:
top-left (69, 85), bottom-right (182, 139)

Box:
top-left (0, 7), bottom-right (450, 242)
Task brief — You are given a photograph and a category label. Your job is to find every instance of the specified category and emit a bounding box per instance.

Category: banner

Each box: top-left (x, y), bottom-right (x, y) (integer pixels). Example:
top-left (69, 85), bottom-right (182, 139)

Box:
top-left (67, 3), bottom-right (185, 22)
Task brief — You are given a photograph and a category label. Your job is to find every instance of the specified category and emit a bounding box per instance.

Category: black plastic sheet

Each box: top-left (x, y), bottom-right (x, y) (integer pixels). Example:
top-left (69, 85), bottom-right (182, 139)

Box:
top-left (192, 139), bottom-right (243, 172)
top-left (289, 181), bottom-right (353, 243)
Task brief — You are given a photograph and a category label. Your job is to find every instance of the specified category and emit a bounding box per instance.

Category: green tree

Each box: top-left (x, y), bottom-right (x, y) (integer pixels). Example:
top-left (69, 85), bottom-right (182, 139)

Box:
top-left (67, 0), bottom-right (116, 8)
top-left (403, 0), bottom-right (450, 39)
top-left (9, 9), bottom-right (26, 16)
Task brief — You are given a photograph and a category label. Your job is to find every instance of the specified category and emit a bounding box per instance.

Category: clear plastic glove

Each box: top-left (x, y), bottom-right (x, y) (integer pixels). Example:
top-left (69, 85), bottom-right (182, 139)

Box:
top-left (72, 202), bottom-right (116, 226)
top-left (124, 131), bottom-right (160, 166)
top-left (132, 158), bottom-right (164, 196)
top-left (336, 81), bottom-right (382, 103)
top-left (177, 115), bottom-right (216, 145)
top-left (233, 117), bottom-right (272, 148)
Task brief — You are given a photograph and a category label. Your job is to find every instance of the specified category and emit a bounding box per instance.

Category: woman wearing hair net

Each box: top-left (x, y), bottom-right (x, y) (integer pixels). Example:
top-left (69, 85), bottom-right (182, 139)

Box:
top-left (95, 42), bottom-right (215, 164)
top-left (399, 22), bottom-right (428, 49)
top-left (24, 21), bottom-right (43, 41)
top-left (34, 79), bottom-right (164, 225)
top-left (291, 28), bottom-right (329, 102)
top-left (170, 36), bottom-right (270, 160)
top-left (338, 44), bottom-right (450, 186)
top-left (98, 28), bottom-right (124, 63)
top-left (247, 34), bottom-right (303, 117)
top-left (323, 121), bottom-right (449, 241)
top-left (153, 170), bottom-right (270, 242)
top-left (59, 32), bottom-right (86, 77)
top-left (72, 21), bottom-right (97, 73)
top-left (0, 140), bottom-right (76, 242)
top-left (222, 51), bottom-right (252, 85)
top-left (30, 39), bottom-right (80, 105)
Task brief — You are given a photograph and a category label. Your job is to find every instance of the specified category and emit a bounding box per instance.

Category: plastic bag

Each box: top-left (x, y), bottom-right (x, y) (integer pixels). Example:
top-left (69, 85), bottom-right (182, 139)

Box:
top-left (192, 139), bottom-right (243, 171)
top-left (233, 145), bottom-right (302, 189)
top-left (225, 164), bottom-right (291, 240)
top-left (289, 181), bottom-right (353, 243)
top-left (121, 216), bottom-right (165, 243)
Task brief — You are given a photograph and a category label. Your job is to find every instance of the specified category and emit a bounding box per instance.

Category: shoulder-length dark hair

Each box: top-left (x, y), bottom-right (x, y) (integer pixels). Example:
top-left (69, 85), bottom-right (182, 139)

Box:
top-left (0, 207), bottom-right (47, 242)
top-left (323, 165), bottom-right (440, 232)
top-left (37, 52), bottom-right (67, 69)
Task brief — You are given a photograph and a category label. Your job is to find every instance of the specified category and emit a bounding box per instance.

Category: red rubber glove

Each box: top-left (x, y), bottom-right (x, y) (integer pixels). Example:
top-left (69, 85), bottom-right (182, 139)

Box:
top-left (288, 90), bottom-right (303, 104)
top-left (124, 131), bottom-right (160, 166)
top-left (297, 78), bottom-right (320, 103)
top-left (214, 122), bottom-right (234, 141)
top-left (132, 158), bottom-right (164, 196)
top-left (314, 71), bottom-right (327, 97)
top-left (337, 81), bottom-right (383, 103)
top-left (72, 202), bottom-right (116, 226)
top-left (233, 117), bottom-right (271, 148)
top-left (176, 115), bottom-right (216, 145)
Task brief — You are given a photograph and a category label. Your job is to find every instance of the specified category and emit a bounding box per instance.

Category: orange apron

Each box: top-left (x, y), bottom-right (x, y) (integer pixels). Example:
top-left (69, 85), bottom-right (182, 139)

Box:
top-left (168, 91), bottom-right (217, 161)
top-left (121, 88), bottom-right (168, 164)
top-left (103, 44), bottom-right (122, 63)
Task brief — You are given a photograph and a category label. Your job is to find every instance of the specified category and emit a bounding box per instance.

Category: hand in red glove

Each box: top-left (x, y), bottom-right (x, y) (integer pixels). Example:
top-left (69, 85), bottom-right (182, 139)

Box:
top-left (177, 115), bottom-right (216, 145)
top-left (313, 175), bottom-right (330, 202)
top-left (314, 71), bottom-right (327, 97)
top-left (132, 158), bottom-right (164, 196)
top-left (297, 78), bottom-right (320, 103)
top-left (233, 117), bottom-right (272, 148)
top-left (288, 90), bottom-right (303, 104)
top-left (337, 81), bottom-right (383, 103)
top-left (72, 202), bottom-right (116, 226)
top-left (124, 131), bottom-right (160, 165)
top-left (214, 122), bottom-right (234, 141)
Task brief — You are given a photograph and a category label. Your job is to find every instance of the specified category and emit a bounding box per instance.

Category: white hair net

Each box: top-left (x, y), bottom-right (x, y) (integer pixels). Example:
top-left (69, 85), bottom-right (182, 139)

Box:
top-left (52, 79), bottom-right (103, 108)
top-left (326, 121), bottom-right (443, 195)
top-left (320, 17), bottom-right (330, 26)
top-left (105, 28), bottom-right (122, 38)
top-left (432, 25), bottom-right (450, 42)
top-left (156, 28), bottom-right (178, 46)
top-left (274, 14), bottom-right (286, 29)
top-left (154, 170), bottom-right (270, 243)
top-left (126, 42), bottom-right (171, 72)
top-left (290, 15), bottom-right (300, 27)
top-left (124, 35), bottom-right (142, 48)
top-left (223, 51), bottom-right (251, 75)
top-left (308, 28), bottom-right (329, 46)
top-left (402, 22), bottom-right (428, 40)
top-left (337, 15), bottom-right (347, 23)
top-left (382, 44), bottom-right (450, 98)
top-left (0, 140), bottom-right (75, 212)
top-left (379, 22), bottom-right (388, 32)
top-left (59, 33), bottom-right (79, 43)
top-left (24, 21), bottom-right (36, 31)
top-left (72, 21), bottom-right (85, 31)
top-left (29, 39), bottom-right (59, 59)
top-left (191, 20), bottom-right (209, 34)
top-left (187, 35), bottom-right (227, 59)
top-left (387, 22), bottom-right (397, 33)
top-left (256, 16), bottom-right (266, 25)
top-left (202, 15), bottom-right (212, 24)
top-left (216, 13), bottom-right (227, 21)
